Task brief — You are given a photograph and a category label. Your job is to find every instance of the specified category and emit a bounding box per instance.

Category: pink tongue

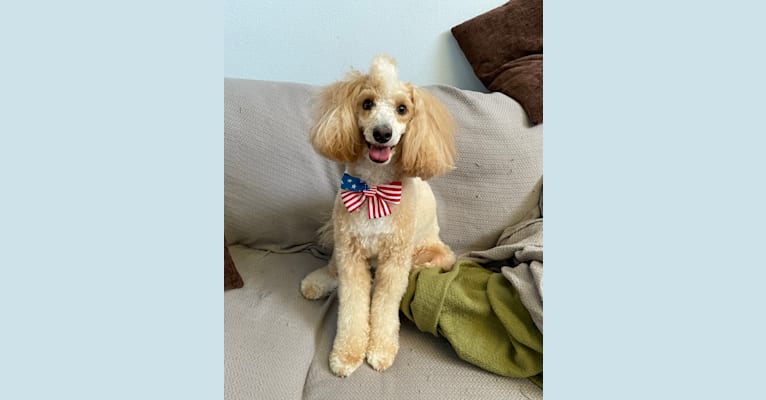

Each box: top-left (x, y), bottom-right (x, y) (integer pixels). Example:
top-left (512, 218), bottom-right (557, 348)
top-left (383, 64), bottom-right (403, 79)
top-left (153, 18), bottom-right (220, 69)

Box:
top-left (369, 145), bottom-right (391, 162)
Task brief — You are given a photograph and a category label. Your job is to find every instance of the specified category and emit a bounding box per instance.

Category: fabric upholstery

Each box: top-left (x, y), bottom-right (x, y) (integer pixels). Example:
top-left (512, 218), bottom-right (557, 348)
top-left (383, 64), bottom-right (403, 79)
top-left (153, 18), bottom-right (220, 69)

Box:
top-left (224, 79), bottom-right (341, 252)
top-left (426, 86), bottom-right (542, 255)
top-left (224, 245), bottom-right (543, 400)
top-left (224, 78), bottom-right (542, 256)
top-left (224, 247), bottom-right (334, 400)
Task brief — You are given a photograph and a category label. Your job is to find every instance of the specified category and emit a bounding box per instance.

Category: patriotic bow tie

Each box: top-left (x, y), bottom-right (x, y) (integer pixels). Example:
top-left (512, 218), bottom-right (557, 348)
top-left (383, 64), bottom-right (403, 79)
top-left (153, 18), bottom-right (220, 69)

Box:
top-left (340, 173), bottom-right (402, 219)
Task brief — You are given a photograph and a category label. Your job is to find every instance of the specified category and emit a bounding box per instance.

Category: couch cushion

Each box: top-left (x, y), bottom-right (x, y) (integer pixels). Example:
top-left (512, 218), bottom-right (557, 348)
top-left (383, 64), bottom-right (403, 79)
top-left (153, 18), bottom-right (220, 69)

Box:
top-left (224, 246), bottom-right (543, 400)
top-left (225, 247), bottom-right (334, 400)
top-left (225, 79), bottom-right (341, 251)
top-left (426, 85), bottom-right (542, 255)
top-left (224, 79), bottom-right (542, 256)
top-left (303, 300), bottom-right (542, 400)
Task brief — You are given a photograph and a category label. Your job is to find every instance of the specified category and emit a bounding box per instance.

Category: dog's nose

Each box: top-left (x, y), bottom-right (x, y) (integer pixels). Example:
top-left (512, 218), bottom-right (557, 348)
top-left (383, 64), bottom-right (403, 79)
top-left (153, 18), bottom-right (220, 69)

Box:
top-left (372, 125), bottom-right (392, 143)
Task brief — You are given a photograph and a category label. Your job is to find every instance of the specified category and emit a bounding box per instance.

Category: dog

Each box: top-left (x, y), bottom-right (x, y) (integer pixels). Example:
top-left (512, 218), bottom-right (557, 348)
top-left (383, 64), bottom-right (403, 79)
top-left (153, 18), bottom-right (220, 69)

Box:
top-left (300, 55), bottom-right (456, 377)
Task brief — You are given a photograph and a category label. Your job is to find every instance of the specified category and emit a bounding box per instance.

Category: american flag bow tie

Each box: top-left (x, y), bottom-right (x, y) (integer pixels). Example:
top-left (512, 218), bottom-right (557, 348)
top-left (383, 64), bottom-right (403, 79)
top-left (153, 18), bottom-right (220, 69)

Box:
top-left (340, 173), bottom-right (402, 219)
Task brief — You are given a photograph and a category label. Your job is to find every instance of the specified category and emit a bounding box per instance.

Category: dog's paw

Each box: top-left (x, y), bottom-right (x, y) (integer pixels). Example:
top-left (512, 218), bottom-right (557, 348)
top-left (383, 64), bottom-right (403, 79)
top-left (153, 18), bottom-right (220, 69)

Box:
top-left (411, 243), bottom-right (455, 272)
top-left (300, 279), bottom-right (327, 300)
top-left (300, 267), bottom-right (338, 300)
top-left (366, 340), bottom-right (399, 372)
top-left (411, 261), bottom-right (454, 272)
top-left (329, 349), bottom-right (364, 377)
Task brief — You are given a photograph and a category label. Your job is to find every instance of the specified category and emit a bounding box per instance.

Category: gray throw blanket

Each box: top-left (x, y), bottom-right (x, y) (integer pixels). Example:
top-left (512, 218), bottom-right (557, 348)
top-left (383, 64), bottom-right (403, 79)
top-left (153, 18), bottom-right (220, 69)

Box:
top-left (462, 204), bottom-right (543, 334)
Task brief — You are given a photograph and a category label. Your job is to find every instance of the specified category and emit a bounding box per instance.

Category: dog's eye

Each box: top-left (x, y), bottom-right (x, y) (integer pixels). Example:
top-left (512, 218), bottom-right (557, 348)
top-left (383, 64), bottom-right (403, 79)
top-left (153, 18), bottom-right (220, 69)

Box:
top-left (397, 104), bottom-right (408, 115)
top-left (362, 99), bottom-right (374, 110)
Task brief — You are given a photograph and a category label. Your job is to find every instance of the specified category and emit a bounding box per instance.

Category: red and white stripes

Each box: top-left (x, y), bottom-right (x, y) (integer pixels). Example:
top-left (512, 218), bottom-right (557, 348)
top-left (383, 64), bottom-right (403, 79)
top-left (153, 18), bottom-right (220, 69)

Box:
top-left (340, 183), bottom-right (402, 219)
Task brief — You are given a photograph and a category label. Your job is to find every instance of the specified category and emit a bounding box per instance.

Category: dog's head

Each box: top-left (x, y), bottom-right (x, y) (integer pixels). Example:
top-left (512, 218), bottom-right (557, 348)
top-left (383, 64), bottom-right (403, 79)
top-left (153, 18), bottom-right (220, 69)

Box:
top-left (310, 55), bottom-right (456, 179)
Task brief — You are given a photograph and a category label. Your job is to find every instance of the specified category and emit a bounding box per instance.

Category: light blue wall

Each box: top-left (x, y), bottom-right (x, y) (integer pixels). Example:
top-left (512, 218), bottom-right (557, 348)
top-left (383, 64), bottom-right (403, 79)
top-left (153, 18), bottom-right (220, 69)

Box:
top-left (224, 0), bottom-right (505, 91)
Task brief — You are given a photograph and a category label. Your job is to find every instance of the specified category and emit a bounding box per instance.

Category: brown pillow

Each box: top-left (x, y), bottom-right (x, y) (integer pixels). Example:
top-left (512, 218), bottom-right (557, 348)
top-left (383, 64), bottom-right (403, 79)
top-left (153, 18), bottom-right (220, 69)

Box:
top-left (489, 54), bottom-right (542, 125)
top-left (451, 0), bottom-right (543, 125)
top-left (224, 243), bottom-right (244, 291)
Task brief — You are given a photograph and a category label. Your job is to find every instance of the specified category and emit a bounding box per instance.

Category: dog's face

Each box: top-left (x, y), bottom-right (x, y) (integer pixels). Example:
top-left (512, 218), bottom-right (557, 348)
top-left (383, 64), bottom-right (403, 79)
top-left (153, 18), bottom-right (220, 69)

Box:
top-left (355, 57), bottom-right (413, 165)
top-left (310, 55), bottom-right (456, 179)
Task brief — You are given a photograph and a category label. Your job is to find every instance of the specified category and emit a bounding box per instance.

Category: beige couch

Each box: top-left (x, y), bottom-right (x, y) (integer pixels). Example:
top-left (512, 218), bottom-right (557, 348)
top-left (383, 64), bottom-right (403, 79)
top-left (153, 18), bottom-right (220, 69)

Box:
top-left (224, 78), bottom-right (542, 400)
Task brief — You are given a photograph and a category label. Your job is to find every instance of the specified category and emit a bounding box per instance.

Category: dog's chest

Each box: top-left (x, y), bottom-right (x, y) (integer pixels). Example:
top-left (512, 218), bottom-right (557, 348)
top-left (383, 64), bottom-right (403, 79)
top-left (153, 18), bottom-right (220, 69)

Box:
top-left (347, 211), bottom-right (394, 256)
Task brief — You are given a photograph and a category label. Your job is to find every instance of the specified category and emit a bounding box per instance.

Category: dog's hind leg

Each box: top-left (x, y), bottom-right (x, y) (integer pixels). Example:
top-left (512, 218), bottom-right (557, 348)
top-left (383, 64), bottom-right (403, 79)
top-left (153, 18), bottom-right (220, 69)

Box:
top-left (411, 240), bottom-right (456, 271)
top-left (300, 256), bottom-right (338, 300)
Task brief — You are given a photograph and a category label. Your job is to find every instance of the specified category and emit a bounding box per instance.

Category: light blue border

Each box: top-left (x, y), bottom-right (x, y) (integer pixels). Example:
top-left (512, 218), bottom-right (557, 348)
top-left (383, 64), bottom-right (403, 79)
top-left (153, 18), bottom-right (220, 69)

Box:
top-left (545, 1), bottom-right (766, 399)
top-left (1, 1), bottom-right (221, 399)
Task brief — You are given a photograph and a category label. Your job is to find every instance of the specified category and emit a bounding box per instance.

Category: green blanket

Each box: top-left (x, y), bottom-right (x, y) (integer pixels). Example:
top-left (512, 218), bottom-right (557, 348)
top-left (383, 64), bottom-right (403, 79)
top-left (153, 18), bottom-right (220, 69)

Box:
top-left (401, 260), bottom-right (543, 387)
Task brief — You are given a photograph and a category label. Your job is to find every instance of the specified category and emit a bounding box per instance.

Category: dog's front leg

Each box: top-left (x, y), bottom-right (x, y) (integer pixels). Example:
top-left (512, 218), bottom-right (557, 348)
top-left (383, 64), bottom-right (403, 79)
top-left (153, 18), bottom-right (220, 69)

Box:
top-left (329, 242), bottom-right (371, 377)
top-left (366, 243), bottom-right (413, 372)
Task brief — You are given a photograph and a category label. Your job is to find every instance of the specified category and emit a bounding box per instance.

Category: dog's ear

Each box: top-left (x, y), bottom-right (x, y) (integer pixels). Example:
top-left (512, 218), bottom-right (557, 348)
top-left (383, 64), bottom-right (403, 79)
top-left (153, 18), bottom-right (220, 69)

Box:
top-left (310, 72), bottom-right (367, 164)
top-left (399, 87), bottom-right (456, 179)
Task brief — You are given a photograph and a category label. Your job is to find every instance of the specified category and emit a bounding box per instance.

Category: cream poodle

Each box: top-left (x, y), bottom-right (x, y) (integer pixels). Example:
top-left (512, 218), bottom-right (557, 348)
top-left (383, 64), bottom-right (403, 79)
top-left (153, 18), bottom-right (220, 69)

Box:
top-left (300, 55), bottom-right (456, 377)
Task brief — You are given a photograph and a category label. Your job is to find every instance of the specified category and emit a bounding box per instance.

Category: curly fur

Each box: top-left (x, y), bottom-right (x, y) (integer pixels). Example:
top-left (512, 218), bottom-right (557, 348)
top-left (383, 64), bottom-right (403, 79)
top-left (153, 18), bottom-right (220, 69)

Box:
top-left (300, 55), bottom-right (456, 377)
